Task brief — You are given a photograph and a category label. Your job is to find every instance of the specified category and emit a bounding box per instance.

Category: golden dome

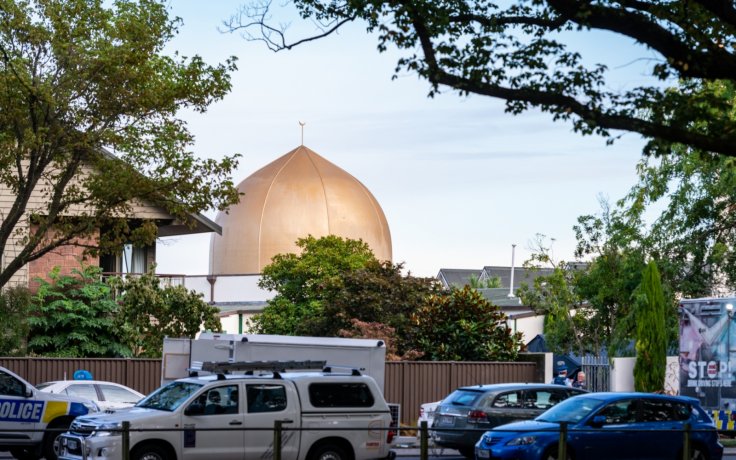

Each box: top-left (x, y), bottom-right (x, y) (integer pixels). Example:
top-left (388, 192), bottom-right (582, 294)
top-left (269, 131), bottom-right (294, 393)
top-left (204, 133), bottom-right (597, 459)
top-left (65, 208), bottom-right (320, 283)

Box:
top-left (209, 145), bottom-right (392, 274)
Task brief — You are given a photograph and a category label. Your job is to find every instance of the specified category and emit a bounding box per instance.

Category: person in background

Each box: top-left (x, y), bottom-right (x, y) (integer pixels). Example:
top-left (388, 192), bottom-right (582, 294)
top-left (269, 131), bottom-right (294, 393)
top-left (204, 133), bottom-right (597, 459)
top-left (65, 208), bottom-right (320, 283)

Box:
top-left (551, 361), bottom-right (571, 386)
top-left (572, 371), bottom-right (586, 389)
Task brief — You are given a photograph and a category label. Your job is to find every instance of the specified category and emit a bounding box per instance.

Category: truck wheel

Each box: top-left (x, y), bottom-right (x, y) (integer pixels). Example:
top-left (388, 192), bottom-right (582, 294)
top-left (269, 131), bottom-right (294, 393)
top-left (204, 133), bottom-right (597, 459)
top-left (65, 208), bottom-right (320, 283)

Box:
top-left (131, 442), bottom-right (173, 460)
top-left (9, 448), bottom-right (38, 460)
top-left (309, 443), bottom-right (350, 460)
top-left (43, 419), bottom-right (71, 460)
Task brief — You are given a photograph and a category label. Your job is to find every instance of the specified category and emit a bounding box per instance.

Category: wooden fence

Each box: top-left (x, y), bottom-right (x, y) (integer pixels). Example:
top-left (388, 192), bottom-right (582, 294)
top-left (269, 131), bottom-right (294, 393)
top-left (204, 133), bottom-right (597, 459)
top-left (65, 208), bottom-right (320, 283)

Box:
top-left (0, 357), bottom-right (540, 426)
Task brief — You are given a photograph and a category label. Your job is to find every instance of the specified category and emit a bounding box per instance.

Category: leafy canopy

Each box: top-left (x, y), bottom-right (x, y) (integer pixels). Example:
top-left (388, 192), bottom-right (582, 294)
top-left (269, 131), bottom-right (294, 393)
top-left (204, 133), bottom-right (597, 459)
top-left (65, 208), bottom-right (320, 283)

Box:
top-left (253, 235), bottom-right (379, 334)
top-left (0, 0), bottom-right (240, 288)
top-left (411, 286), bottom-right (522, 361)
top-left (115, 272), bottom-right (222, 358)
top-left (228, 0), bottom-right (736, 157)
top-left (29, 264), bottom-right (130, 358)
top-left (0, 286), bottom-right (32, 356)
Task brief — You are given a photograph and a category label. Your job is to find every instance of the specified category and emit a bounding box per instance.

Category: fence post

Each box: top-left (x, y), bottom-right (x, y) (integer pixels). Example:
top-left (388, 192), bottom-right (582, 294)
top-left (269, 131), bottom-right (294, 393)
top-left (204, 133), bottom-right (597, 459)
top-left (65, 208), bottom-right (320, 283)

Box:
top-left (682, 422), bottom-right (691, 460)
top-left (274, 420), bottom-right (283, 460)
top-left (121, 421), bottom-right (130, 460)
top-left (419, 421), bottom-right (428, 460)
top-left (558, 422), bottom-right (568, 460)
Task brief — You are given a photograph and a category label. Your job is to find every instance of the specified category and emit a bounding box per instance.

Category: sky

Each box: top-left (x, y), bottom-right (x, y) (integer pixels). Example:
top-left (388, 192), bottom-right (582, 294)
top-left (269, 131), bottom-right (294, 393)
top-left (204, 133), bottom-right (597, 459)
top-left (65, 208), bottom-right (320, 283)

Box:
top-left (154, 1), bottom-right (655, 278)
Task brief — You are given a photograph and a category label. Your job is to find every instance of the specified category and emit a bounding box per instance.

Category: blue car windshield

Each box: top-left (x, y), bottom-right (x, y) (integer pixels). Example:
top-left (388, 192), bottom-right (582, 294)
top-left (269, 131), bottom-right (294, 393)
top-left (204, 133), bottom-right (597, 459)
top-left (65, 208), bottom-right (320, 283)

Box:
top-left (536, 396), bottom-right (604, 423)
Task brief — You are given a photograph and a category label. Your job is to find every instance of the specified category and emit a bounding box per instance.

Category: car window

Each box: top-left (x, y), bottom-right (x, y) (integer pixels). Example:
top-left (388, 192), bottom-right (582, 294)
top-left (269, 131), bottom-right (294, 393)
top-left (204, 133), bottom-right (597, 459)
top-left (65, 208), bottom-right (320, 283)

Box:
top-left (597, 399), bottom-right (638, 424)
top-left (190, 385), bottom-right (238, 416)
top-left (248, 384), bottom-right (287, 413)
top-left (491, 391), bottom-right (522, 409)
top-left (308, 383), bottom-right (374, 408)
top-left (443, 389), bottom-right (483, 407)
top-left (98, 385), bottom-right (141, 404)
top-left (524, 390), bottom-right (561, 410)
top-left (639, 399), bottom-right (691, 422)
top-left (64, 383), bottom-right (98, 401)
top-left (0, 371), bottom-right (25, 397)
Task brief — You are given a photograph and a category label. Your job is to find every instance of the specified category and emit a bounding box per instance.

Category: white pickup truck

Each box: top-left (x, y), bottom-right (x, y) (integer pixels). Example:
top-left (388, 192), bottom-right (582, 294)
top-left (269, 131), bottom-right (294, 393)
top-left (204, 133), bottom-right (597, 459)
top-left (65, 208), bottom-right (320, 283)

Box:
top-left (58, 361), bottom-right (396, 460)
top-left (0, 366), bottom-right (98, 460)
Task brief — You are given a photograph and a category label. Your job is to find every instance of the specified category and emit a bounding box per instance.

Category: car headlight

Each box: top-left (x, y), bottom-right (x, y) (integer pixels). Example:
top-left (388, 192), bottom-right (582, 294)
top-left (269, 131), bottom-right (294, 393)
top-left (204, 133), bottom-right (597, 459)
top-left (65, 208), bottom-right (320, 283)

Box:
top-left (94, 422), bottom-right (122, 437)
top-left (506, 435), bottom-right (537, 446)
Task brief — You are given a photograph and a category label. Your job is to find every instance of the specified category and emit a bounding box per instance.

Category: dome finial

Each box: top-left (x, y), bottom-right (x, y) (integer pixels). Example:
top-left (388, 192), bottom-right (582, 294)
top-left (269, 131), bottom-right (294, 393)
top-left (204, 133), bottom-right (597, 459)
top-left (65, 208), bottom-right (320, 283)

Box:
top-left (298, 121), bottom-right (306, 146)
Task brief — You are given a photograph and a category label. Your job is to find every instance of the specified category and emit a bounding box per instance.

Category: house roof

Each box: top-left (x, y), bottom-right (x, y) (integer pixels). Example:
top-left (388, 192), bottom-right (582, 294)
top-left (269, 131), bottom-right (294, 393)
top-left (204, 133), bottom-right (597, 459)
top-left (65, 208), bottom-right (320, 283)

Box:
top-left (436, 268), bottom-right (481, 288)
top-left (481, 266), bottom-right (556, 290)
top-left (100, 147), bottom-right (221, 236)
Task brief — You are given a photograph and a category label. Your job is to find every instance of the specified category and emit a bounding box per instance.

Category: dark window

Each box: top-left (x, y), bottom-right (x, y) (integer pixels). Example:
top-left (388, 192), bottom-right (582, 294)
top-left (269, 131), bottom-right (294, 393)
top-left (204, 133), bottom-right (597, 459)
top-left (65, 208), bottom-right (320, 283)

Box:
top-left (247, 384), bottom-right (286, 413)
top-left (442, 389), bottom-right (483, 407)
top-left (0, 371), bottom-right (25, 397)
top-left (308, 383), bottom-right (375, 408)
top-left (491, 391), bottom-right (522, 409)
top-left (597, 399), bottom-right (638, 424)
top-left (640, 399), bottom-right (691, 422)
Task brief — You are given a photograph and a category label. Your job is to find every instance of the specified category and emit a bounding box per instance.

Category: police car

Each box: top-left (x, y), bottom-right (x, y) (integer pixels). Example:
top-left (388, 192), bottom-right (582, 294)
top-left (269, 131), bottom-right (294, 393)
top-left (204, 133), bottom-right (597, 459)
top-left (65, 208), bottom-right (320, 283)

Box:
top-left (0, 366), bottom-right (99, 460)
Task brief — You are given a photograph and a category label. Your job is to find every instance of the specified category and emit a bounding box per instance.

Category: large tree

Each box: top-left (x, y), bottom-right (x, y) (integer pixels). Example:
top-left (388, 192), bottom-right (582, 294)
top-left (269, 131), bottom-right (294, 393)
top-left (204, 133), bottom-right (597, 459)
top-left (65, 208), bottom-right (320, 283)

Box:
top-left (410, 286), bottom-right (522, 361)
top-left (228, 1), bottom-right (736, 157)
top-left (633, 260), bottom-right (667, 392)
top-left (0, 0), bottom-right (240, 288)
top-left (253, 235), bottom-right (379, 334)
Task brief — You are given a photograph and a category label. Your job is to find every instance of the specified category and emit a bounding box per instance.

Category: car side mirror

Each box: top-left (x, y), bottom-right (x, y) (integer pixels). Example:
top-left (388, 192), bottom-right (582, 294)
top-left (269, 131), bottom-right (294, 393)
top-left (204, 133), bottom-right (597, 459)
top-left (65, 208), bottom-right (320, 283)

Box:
top-left (589, 415), bottom-right (606, 428)
top-left (25, 386), bottom-right (33, 398)
top-left (185, 403), bottom-right (204, 416)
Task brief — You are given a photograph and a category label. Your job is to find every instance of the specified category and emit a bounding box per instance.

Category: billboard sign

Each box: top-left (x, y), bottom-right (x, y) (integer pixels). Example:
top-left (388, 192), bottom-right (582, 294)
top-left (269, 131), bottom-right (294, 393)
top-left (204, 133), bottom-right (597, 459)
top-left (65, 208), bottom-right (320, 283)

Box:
top-left (679, 297), bottom-right (736, 408)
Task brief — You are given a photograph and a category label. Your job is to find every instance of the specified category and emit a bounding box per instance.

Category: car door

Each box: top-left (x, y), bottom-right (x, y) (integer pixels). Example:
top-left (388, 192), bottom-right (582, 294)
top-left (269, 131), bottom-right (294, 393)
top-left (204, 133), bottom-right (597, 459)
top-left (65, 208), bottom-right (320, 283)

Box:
top-left (635, 399), bottom-right (690, 460)
top-left (0, 369), bottom-right (38, 444)
top-left (485, 390), bottom-right (526, 427)
top-left (574, 398), bottom-right (640, 460)
top-left (243, 382), bottom-right (300, 460)
top-left (181, 384), bottom-right (245, 460)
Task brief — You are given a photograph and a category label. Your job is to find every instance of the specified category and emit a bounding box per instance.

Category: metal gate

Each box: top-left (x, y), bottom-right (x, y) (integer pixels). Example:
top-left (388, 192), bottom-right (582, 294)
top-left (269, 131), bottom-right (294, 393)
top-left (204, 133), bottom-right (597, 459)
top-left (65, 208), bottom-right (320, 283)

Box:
top-left (581, 355), bottom-right (610, 392)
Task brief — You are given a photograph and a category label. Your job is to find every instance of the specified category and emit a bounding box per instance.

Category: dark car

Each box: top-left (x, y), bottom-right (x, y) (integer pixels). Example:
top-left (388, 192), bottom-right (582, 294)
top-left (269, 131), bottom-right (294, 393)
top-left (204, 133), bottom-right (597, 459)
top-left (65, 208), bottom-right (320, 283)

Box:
top-left (431, 383), bottom-right (586, 458)
top-left (474, 392), bottom-right (723, 460)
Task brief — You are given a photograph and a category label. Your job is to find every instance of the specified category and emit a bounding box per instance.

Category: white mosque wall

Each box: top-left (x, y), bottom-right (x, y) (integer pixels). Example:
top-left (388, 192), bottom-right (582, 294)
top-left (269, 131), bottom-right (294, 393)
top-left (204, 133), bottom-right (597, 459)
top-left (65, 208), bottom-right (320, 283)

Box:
top-left (183, 274), bottom-right (274, 303)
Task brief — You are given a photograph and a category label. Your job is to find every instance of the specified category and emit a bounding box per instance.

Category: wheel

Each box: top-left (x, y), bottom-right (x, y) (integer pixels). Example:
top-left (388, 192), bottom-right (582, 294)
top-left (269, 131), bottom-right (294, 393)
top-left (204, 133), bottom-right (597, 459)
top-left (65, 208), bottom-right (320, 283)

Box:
top-left (9, 448), bottom-right (38, 460)
top-left (685, 446), bottom-right (709, 460)
top-left (309, 443), bottom-right (350, 460)
top-left (543, 446), bottom-right (573, 460)
top-left (458, 446), bottom-right (475, 459)
top-left (42, 419), bottom-right (71, 460)
top-left (131, 443), bottom-right (172, 460)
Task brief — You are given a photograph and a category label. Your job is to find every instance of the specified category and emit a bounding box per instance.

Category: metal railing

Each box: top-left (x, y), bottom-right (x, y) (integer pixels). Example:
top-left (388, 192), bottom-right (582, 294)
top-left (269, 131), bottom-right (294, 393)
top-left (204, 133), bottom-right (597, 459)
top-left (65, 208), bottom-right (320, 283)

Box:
top-left (43, 420), bottom-right (715, 460)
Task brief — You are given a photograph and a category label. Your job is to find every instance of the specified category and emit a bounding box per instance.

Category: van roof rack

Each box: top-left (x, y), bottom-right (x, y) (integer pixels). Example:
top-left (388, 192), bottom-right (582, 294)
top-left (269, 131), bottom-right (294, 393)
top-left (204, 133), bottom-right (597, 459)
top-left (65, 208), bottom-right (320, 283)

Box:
top-left (194, 360), bottom-right (327, 377)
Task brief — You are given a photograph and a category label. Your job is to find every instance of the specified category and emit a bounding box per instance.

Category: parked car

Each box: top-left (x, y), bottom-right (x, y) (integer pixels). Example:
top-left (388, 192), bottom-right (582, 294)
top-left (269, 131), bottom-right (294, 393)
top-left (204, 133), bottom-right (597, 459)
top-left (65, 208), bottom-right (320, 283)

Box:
top-left (37, 380), bottom-right (144, 411)
top-left (418, 400), bottom-right (440, 427)
top-left (474, 392), bottom-right (723, 460)
top-left (432, 383), bottom-right (586, 458)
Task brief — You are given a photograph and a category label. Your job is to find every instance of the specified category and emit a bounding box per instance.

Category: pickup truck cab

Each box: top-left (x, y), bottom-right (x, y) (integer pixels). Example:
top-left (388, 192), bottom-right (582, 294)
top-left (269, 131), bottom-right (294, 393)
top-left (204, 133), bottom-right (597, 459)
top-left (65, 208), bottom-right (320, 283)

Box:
top-left (58, 361), bottom-right (395, 460)
top-left (0, 366), bottom-right (98, 460)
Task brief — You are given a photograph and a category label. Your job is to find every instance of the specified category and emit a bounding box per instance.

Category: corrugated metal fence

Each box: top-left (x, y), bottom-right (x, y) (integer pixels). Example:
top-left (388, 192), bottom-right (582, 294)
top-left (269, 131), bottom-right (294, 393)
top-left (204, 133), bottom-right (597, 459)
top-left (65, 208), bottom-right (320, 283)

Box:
top-left (0, 357), bottom-right (539, 426)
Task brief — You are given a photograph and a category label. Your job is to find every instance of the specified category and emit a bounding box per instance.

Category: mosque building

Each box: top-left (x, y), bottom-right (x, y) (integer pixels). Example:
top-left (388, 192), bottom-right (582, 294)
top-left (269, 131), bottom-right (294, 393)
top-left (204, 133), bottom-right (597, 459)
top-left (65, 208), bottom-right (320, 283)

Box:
top-left (183, 144), bottom-right (392, 333)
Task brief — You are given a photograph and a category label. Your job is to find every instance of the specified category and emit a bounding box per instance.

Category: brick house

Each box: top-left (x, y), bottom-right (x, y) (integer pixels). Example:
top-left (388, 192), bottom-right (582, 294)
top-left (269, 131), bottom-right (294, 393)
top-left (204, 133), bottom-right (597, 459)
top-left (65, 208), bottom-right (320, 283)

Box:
top-left (1, 153), bottom-right (221, 291)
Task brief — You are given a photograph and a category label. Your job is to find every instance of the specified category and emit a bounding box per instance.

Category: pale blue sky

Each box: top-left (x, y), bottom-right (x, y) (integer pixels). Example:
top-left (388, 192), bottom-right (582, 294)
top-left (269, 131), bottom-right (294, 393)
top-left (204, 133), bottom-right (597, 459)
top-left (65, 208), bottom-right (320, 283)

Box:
top-left (155, 1), bottom-right (654, 278)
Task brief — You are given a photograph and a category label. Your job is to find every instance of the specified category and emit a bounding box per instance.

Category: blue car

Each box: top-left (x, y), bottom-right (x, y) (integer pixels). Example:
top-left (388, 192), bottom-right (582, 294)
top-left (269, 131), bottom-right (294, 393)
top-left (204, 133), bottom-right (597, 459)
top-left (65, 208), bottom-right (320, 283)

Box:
top-left (474, 392), bottom-right (723, 460)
